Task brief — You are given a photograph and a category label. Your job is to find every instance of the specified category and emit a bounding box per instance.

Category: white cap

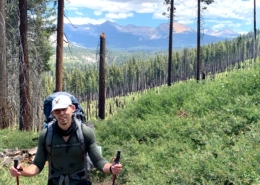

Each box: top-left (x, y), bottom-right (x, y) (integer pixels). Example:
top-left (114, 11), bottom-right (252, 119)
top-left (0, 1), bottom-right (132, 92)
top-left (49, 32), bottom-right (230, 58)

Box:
top-left (51, 95), bottom-right (72, 112)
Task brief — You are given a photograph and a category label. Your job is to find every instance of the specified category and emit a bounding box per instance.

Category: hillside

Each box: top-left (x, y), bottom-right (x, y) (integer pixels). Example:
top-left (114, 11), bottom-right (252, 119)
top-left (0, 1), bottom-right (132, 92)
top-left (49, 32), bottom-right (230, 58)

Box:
top-left (1, 58), bottom-right (260, 184)
top-left (50, 45), bottom-right (169, 65)
top-left (92, 59), bottom-right (260, 184)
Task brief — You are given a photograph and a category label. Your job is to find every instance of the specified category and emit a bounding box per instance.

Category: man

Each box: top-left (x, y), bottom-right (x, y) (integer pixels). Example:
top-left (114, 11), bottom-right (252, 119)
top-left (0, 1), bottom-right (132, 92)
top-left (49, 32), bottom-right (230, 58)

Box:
top-left (10, 95), bottom-right (123, 185)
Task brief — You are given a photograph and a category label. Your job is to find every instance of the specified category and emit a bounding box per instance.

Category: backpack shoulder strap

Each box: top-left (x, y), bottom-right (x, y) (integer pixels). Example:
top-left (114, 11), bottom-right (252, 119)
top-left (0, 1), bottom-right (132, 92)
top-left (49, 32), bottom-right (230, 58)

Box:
top-left (45, 119), bottom-right (56, 180)
top-left (73, 116), bottom-right (90, 176)
top-left (73, 116), bottom-right (85, 153)
top-left (45, 119), bottom-right (56, 154)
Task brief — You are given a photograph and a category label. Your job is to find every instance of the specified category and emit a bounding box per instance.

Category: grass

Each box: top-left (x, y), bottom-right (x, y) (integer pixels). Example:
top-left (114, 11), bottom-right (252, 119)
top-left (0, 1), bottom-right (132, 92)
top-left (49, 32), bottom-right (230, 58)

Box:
top-left (0, 129), bottom-right (38, 152)
top-left (1, 59), bottom-right (260, 184)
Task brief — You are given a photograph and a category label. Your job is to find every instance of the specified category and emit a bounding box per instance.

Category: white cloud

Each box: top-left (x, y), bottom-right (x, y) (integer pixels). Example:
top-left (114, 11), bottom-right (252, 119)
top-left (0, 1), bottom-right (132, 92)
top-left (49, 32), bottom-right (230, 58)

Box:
top-left (94, 11), bottom-right (103, 16)
top-left (207, 20), bottom-right (240, 30)
top-left (75, 11), bottom-right (83, 16)
top-left (65, 0), bottom-right (259, 19)
top-left (136, 3), bottom-right (158, 13)
top-left (212, 23), bottom-right (228, 30)
top-left (105, 12), bottom-right (134, 19)
top-left (66, 7), bottom-right (78, 11)
top-left (65, 0), bottom-right (260, 32)
top-left (64, 17), bottom-right (107, 25)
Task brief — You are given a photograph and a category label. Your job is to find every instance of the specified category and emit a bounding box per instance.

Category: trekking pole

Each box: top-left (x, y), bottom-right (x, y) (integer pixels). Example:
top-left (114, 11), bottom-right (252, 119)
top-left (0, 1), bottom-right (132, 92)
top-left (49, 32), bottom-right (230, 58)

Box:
top-left (14, 158), bottom-right (20, 185)
top-left (112, 150), bottom-right (121, 185)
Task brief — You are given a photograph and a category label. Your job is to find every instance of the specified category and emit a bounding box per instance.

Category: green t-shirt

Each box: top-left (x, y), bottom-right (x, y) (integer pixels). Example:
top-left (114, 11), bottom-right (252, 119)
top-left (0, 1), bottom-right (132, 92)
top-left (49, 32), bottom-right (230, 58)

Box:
top-left (33, 123), bottom-right (108, 184)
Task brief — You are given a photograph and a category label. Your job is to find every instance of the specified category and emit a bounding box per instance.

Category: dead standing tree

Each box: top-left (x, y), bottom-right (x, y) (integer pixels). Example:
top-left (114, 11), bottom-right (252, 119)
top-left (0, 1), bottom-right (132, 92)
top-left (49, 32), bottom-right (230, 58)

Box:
top-left (197, 0), bottom-right (214, 81)
top-left (197, 0), bottom-right (201, 81)
top-left (253, 0), bottom-right (256, 63)
top-left (168, 0), bottom-right (174, 86)
top-left (163, 0), bottom-right (175, 86)
top-left (99, 33), bottom-right (106, 120)
top-left (56, 0), bottom-right (64, 92)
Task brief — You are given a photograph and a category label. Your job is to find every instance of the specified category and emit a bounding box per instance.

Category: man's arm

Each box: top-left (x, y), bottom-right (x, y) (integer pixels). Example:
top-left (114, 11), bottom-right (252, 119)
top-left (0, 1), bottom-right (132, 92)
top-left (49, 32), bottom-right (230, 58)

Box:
top-left (103, 163), bottom-right (113, 174)
top-left (83, 125), bottom-right (123, 174)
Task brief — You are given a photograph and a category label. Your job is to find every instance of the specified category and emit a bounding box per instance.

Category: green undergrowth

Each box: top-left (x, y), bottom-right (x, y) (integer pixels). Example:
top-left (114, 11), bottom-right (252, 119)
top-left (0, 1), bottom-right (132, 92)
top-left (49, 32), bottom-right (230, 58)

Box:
top-left (1, 60), bottom-right (260, 184)
top-left (93, 62), bottom-right (260, 184)
top-left (0, 129), bottom-right (38, 152)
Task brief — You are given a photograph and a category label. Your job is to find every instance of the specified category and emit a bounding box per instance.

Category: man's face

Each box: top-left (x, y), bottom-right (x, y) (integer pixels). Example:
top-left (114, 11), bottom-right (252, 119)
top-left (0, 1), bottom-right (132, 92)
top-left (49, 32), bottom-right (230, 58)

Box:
top-left (52, 105), bottom-right (76, 126)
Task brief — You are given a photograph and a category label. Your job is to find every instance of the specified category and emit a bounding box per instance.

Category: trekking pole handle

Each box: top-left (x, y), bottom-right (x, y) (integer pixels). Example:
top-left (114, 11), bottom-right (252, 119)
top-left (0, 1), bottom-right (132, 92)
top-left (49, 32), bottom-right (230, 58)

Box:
top-left (115, 150), bottom-right (121, 164)
top-left (112, 150), bottom-right (121, 185)
top-left (14, 158), bottom-right (20, 185)
top-left (14, 158), bottom-right (18, 169)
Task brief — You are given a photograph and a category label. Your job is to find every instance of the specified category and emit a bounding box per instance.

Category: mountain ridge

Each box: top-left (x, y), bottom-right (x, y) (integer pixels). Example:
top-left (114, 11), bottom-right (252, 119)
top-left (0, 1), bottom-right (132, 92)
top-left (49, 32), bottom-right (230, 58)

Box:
top-left (63, 21), bottom-right (239, 50)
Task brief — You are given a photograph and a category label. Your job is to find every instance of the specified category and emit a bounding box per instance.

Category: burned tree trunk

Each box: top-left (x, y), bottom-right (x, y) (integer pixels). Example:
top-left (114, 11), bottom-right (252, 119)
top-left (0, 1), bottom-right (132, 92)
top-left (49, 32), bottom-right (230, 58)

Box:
top-left (56, 0), bottom-right (64, 92)
top-left (167, 0), bottom-right (174, 86)
top-left (196, 0), bottom-right (201, 81)
top-left (98, 33), bottom-right (106, 119)
top-left (253, 0), bottom-right (256, 63)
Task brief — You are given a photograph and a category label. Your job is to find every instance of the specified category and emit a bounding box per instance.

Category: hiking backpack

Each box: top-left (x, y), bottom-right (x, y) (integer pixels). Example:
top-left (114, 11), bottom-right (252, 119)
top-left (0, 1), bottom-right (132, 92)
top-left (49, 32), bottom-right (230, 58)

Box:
top-left (43, 92), bottom-right (87, 126)
top-left (43, 92), bottom-right (94, 180)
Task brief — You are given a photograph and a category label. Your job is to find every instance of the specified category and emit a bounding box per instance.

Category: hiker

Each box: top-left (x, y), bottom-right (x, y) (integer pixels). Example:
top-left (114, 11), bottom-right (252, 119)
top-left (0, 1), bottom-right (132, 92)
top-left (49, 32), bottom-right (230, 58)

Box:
top-left (10, 94), bottom-right (123, 185)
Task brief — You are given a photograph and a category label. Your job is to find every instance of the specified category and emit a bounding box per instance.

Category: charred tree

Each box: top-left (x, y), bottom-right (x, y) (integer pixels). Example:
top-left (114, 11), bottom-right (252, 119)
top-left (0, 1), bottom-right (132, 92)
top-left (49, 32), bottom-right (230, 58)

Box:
top-left (254, 0), bottom-right (256, 63)
top-left (56, 0), bottom-right (64, 91)
top-left (197, 0), bottom-right (201, 81)
top-left (167, 0), bottom-right (174, 86)
top-left (197, 0), bottom-right (214, 81)
top-left (98, 33), bottom-right (106, 119)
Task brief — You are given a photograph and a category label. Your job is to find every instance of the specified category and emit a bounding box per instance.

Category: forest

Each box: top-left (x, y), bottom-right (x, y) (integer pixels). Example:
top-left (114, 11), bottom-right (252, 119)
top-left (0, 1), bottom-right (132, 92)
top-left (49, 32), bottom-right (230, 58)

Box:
top-left (0, 0), bottom-right (259, 131)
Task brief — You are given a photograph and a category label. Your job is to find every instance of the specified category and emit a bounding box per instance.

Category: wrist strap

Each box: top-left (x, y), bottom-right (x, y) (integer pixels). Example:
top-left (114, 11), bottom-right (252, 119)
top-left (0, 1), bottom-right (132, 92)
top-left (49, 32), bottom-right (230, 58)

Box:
top-left (110, 165), bottom-right (113, 174)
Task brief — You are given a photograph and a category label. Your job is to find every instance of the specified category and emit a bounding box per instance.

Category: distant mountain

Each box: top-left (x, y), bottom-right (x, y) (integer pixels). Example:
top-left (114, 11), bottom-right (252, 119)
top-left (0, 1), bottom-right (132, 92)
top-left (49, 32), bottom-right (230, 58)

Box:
top-left (203, 27), bottom-right (216, 36)
top-left (64, 21), bottom-right (239, 50)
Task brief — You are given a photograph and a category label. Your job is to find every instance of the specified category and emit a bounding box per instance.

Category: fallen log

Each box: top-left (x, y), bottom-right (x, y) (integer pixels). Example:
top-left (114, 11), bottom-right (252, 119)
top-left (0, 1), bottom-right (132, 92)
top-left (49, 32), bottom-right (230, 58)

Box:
top-left (0, 147), bottom-right (38, 167)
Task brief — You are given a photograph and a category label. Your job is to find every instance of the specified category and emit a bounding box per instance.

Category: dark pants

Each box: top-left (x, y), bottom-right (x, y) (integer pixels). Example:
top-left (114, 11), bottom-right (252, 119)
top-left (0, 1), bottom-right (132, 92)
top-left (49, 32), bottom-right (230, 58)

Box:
top-left (47, 179), bottom-right (92, 185)
top-left (76, 181), bottom-right (92, 185)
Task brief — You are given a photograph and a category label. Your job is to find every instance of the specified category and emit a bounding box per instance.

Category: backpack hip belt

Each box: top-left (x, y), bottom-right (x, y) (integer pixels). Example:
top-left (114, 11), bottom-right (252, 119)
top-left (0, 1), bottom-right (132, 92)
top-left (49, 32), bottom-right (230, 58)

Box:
top-left (50, 168), bottom-right (87, 185)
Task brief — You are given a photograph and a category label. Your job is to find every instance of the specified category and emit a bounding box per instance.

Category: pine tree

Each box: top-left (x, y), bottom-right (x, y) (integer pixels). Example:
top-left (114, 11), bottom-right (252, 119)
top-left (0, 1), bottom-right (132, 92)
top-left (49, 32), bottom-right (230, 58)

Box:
top-left (0, 0), bottom-right (8, 129)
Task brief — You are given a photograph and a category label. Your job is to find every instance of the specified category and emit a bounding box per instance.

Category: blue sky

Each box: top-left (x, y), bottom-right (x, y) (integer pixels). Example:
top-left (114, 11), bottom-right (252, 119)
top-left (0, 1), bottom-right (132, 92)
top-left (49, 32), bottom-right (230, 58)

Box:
top-left (64, 0), bottom-right (259, 34)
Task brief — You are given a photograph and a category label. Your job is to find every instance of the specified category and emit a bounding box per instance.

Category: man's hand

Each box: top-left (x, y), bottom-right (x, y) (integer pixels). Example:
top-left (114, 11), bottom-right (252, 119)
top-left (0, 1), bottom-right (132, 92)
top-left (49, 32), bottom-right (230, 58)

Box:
top-left (10, 164), bottom-right (23, 177)
top-left (110, 163), bottom-right (123, 175)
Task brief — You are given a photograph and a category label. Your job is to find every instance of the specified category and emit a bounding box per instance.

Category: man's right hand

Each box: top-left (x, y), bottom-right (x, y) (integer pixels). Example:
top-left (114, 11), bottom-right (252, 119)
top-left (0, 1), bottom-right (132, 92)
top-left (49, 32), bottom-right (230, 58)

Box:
top-left (10, 164), bottom-right (23, 177)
